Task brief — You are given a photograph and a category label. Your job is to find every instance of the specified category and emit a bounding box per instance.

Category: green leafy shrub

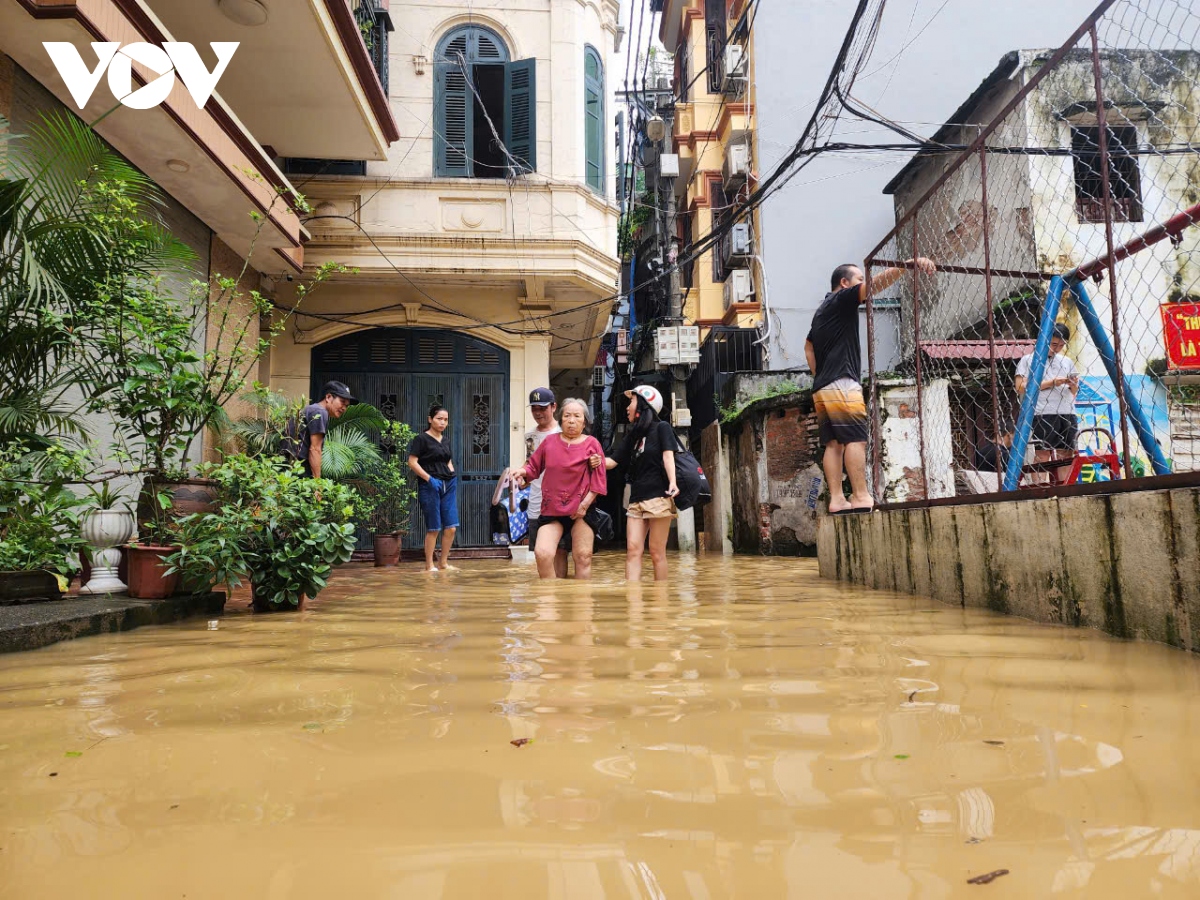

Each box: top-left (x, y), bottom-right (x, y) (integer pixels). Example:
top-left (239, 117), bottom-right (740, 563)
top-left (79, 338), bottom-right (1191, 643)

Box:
top-left (0, 443), bottom-right (87, 575)
top-left (353, 421), bottom-right (419, 534)
top-left (166, 455), bottom-right (358, 609)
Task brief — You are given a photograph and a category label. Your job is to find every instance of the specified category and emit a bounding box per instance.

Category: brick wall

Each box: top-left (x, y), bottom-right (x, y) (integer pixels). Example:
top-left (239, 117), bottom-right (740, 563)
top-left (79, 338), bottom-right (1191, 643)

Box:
top-left (722, 392), bottom-right (823, 556)
top-left (765, 406), bottom-right (820, 480)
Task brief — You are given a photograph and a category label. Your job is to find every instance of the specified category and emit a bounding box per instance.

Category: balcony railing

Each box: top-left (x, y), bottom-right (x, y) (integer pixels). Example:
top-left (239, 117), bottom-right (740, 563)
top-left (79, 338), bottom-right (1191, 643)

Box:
top-left (687, 326), bottom-right (764, 439)
top-left (350, 0), bottom-right (392, 97)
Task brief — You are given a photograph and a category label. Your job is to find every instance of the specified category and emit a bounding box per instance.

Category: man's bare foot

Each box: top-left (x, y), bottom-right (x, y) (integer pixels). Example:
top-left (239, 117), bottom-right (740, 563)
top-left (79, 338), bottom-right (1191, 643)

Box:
top-left (439, 563), bottom-right (460, 572)
top-left (848, 493), bottom-right (875, 512)
top-left (827, 499), bottom-right (851, 514)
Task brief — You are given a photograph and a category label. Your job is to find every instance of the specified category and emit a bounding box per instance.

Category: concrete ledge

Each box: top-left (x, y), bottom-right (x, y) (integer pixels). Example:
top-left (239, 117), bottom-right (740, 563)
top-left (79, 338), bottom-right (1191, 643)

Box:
top-left (0, 592), bottom-right (227, 654)
top-left (818, 486), bottom-right (1200, 651)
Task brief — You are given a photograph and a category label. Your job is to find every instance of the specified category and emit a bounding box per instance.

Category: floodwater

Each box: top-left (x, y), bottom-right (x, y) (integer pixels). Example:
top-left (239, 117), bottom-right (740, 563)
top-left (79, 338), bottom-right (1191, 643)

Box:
top-left (1, 556), bottom-right (1200, 898)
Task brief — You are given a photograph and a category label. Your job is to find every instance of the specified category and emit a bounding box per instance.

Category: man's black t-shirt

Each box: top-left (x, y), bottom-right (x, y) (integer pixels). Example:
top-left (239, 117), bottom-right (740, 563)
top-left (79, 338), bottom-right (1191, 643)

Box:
top-left (407, 432), bottom-right (455, 478)
top-left (806, 285), bottom-right (863, 392)
top-left (612, 420), bottom-right (677, 504)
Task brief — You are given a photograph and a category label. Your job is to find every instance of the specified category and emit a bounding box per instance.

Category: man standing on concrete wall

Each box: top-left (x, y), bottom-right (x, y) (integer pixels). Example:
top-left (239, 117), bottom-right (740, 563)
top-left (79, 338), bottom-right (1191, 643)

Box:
top-left (805, 260), bottom-right (935, 513)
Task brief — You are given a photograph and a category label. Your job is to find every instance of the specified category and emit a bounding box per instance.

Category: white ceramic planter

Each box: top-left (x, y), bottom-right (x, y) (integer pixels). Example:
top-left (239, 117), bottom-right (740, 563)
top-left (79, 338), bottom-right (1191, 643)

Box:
top-left (79, 509), bottom-right (136, 595)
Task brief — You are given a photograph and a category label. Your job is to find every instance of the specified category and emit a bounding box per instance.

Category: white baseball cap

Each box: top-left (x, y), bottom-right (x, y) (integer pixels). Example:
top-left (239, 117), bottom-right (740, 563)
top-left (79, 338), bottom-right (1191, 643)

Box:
top-left (624, 385), bottom-right (663, 414)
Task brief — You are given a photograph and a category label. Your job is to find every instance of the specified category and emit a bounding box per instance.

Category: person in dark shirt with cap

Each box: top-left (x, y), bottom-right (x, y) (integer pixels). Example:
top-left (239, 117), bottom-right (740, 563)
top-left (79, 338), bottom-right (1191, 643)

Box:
top-left (805, 259), bottom-right (935, 513)
top-left (286, 380), bottom-right (356, 479)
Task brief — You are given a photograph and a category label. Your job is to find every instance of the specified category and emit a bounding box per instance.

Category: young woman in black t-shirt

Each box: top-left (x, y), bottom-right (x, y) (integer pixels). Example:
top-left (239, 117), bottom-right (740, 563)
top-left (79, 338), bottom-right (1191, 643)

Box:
top-left (596, 385), bottom-right (679, 582)
top-left (407, 405), bottom-right (458, 572)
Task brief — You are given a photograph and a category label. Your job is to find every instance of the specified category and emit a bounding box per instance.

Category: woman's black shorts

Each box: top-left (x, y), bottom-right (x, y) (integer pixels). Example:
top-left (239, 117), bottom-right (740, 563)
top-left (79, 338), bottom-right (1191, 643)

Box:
top-left (1031, 414), bottom-right (1078, 451)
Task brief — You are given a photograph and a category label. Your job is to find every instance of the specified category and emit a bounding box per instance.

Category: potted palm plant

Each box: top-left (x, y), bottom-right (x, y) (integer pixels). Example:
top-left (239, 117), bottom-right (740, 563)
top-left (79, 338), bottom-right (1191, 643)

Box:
top-left (0, 112), bottom-right (198, 449)
top-left (219, 389), bottom-right (387, 478)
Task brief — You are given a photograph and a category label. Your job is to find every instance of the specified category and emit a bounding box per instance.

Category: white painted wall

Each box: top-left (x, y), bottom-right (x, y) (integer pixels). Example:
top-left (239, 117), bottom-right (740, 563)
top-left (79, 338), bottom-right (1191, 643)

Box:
top-left (375, 0), bottom-right (620, 196)
top-left (753, 0), bottom-right (1101, 370)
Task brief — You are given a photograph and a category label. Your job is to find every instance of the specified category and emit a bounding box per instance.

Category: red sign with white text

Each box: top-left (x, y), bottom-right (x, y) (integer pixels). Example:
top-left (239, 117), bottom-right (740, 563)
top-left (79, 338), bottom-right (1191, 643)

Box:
top-left (1161, 302), bottom-right (1200, 371)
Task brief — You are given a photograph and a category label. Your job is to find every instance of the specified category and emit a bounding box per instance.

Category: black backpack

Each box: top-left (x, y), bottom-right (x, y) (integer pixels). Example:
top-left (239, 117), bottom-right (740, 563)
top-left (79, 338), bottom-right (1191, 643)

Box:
top-left (673, 436), bottom-right (711, 511)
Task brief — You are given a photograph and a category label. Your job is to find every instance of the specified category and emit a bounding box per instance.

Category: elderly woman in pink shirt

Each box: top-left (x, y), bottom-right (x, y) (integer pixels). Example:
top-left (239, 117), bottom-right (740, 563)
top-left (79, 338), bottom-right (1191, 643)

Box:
top-left (513, 398), bottom-right (608, 580)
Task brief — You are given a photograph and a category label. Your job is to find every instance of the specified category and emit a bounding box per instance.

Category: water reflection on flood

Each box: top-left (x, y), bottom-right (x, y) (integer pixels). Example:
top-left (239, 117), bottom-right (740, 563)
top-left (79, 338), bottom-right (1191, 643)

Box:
top-left (1, 555), bottom-right (1199, 898)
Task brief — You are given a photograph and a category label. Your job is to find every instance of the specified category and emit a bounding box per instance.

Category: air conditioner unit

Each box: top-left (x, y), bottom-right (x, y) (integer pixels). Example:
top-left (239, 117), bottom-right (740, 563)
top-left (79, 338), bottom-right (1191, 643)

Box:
top-left (721, 222), bottom-right (753, 267)
top-left (654, 73), bottom-right (673, 92)
top-left (723, 268), bottom-right (754, 309)
top-left (723, 45), bottom-right (747, 94)
top-left (723, 143), bottom-right (750, 189)
top-left (592, 366), bottom-right (606, 389)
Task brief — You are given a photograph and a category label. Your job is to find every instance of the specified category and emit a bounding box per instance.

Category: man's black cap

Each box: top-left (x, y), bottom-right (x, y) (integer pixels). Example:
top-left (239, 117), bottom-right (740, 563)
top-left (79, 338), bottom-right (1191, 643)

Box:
top-left (529, 387), bottom-right (556, 407)
top-left (322, 380), bottom-right (357, 404)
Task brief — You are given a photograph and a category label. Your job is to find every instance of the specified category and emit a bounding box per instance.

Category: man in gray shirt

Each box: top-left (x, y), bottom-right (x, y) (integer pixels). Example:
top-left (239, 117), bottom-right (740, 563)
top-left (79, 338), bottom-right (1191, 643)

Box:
top-left (286, 381), bottom-right (355, 478)
top-left (1015, 323), bottom-right (1079, 474)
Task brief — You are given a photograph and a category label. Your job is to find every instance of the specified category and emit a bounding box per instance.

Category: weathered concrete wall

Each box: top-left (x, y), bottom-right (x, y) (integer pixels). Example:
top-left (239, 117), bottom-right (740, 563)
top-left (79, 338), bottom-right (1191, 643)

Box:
top-left (818, 487), bottom-right (1200, 651)
top-left (878, 378), bottom-right (956, 503)
top-left (719, 393), bottom-right (824, 556)
top-left (699, 421), bottom-right (733, 554)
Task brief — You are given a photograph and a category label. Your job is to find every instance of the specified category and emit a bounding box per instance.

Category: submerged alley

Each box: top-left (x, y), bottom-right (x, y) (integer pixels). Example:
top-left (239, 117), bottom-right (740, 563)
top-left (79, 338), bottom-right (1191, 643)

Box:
top-left (1, 556), bottom-right (1199, 897)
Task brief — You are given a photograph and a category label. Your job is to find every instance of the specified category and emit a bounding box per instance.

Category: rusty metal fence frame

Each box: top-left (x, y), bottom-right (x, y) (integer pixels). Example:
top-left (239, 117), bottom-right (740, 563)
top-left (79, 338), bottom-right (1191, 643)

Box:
top-left (862, 0), bottom-right (1200, 508)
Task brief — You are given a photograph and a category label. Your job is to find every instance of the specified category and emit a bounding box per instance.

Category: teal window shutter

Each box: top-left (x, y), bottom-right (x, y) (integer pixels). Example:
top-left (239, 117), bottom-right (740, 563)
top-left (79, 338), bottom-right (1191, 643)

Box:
top-left (435, 59), bottom-right (471, 177)
top-left (584, 46), bottom-right (604, 193)
top-left (504, 58), bottom-right (537, 175)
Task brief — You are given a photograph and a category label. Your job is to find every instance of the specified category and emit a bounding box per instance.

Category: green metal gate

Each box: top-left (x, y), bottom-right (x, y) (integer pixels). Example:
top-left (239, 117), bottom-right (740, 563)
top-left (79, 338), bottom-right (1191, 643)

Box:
top-left (310, 328), bottom-right (510, 548)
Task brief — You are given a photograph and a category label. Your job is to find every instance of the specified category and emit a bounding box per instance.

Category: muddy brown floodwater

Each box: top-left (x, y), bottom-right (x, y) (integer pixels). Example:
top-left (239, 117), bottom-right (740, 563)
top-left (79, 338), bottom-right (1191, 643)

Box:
top-left (1, 555), bottom-right (1200, 898)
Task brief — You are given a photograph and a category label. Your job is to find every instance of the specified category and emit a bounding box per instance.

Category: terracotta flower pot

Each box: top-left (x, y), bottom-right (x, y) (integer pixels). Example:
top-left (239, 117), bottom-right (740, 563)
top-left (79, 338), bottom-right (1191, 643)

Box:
top-left (136, 477), bottom-right (218, 539)
top-left (372, 532), bottom-right (402, 567)
top-left (126, 545), bottom-right (180, 600)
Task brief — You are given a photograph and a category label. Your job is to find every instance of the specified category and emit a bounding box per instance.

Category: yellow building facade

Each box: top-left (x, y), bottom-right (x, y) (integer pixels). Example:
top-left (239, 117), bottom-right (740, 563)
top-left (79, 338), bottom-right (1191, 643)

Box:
top-left (661, 0), bottom-right (762, 334)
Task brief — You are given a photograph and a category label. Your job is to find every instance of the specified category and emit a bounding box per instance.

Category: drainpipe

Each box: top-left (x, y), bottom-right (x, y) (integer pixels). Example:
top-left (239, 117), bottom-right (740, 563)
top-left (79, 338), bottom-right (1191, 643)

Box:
top-left (617, 111), bottom-right (626, 217)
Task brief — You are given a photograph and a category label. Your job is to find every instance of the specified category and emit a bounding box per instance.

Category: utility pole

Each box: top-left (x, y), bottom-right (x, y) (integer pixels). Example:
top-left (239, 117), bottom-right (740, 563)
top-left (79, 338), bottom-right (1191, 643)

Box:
top-left (653, 95), bottom-right (697, 552)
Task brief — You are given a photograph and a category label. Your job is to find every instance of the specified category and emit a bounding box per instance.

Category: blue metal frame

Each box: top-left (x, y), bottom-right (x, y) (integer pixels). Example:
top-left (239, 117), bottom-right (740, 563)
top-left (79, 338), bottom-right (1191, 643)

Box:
top-left (1002, 277), bottom-right (1066, 491)
top-left (1070, 281), bottom-right (1171, 476)
top-left (1002, 276), bottom-right (1171, 491)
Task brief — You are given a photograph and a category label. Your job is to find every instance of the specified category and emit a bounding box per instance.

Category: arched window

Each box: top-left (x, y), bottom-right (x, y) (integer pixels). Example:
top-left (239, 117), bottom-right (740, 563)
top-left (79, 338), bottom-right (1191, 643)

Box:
top-left (584, 46), bottom-right (605, 194)
top-left (434, 25), bottom-right (536, 178)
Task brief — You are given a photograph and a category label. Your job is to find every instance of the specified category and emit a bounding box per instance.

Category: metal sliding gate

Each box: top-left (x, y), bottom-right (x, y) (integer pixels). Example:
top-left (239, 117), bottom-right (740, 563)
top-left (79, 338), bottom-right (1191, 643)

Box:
top-left (310, 328), bottom-right (510, 548)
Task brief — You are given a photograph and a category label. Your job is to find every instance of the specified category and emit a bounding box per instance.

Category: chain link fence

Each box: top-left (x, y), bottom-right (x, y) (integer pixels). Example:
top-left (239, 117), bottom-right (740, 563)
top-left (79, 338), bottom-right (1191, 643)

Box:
top-left (863, 0), bottom-right (1200, 504)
